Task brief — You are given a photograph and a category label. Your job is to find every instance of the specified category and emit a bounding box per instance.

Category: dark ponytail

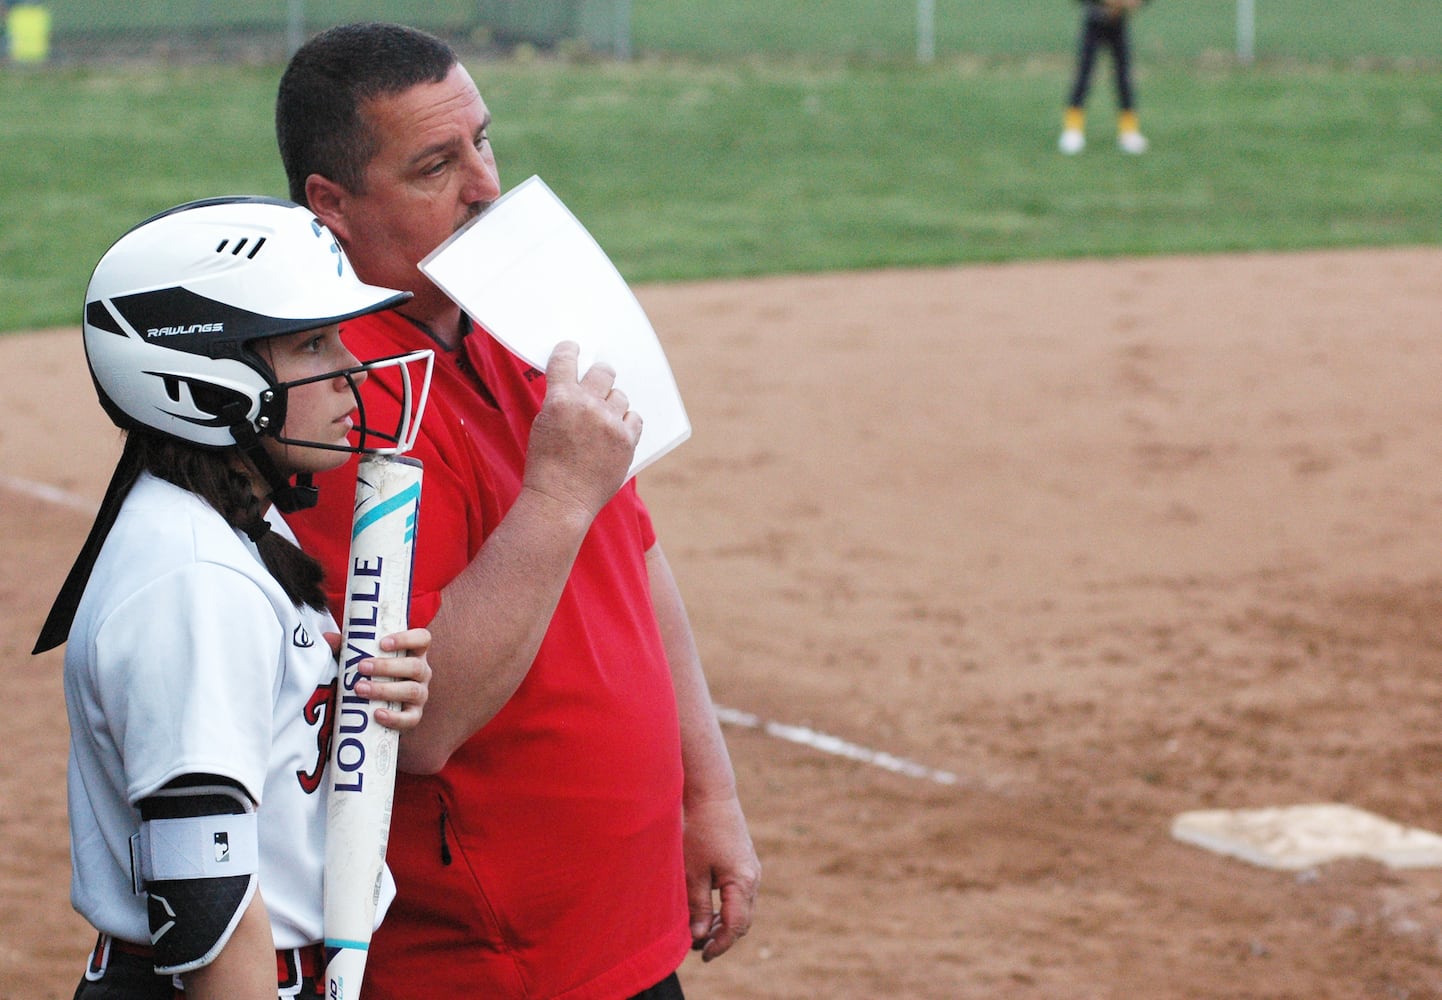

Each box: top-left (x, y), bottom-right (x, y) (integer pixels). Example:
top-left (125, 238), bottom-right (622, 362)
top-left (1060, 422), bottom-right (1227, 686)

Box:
top-left (121, 431), bottom-right (329, 612)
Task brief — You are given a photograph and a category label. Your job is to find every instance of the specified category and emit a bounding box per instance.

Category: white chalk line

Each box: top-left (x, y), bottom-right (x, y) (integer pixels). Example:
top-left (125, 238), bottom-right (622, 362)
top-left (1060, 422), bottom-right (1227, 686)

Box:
top-left (6, 474), bottom-right (972, 791)
top-left (0, 474), bottom-right (98, 514)
top-left (715, 705), bottom-right (970, 788)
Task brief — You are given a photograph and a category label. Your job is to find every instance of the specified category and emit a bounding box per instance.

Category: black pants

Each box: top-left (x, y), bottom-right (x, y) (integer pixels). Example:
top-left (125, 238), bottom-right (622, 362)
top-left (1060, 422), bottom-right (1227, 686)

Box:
top-left (629, 971), bottom-right (685, 1000)
top-left (76, 936), bottom-right (680, 1000)
top-left (1067, 9), bottom-right (1137, 111)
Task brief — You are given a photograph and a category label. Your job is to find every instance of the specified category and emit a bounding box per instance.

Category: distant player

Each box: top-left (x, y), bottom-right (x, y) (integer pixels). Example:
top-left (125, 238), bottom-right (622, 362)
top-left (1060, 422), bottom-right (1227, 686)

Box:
top-left (33, 196), bottom-right (436, 998)
top-left (1059, 0), bottom-right (1151, 154)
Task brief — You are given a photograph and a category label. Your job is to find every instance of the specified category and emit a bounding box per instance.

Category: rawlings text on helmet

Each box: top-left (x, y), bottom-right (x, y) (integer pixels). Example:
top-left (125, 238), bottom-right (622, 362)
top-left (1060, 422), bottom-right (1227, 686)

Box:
top-left (147, 324), bottom-right (224, 337)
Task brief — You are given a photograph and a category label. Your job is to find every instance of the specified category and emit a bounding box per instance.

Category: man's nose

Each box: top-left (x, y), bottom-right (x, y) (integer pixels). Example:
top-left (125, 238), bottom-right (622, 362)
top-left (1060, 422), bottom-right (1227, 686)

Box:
top-left (461, 148), bottom-right (501, 205)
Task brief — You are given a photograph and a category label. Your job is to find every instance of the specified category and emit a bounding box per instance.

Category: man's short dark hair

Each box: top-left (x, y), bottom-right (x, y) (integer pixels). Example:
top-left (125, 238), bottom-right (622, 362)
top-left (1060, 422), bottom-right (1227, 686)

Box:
top-left (276, 22), bottom-right (457, 205)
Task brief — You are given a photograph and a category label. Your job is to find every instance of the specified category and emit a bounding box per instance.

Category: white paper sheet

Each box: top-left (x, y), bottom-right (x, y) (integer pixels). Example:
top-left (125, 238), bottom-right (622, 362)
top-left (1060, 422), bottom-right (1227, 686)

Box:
top-left (418, 175), bottom-right (690, 479)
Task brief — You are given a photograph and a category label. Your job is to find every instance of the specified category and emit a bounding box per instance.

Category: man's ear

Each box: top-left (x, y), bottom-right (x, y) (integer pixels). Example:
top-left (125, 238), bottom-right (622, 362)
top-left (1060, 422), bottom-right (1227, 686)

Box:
top-left (305, 174), bottom-right (350, 243)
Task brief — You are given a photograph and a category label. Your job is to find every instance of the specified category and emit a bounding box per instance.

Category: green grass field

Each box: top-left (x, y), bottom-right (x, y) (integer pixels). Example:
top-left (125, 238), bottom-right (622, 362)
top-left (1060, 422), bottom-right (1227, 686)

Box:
top-left (33, 0), bottom-right (1442, 62)
top-left (631, 0), bottom-right (1442, 62)
top-left (2, 4), bottom-right (1440, 331)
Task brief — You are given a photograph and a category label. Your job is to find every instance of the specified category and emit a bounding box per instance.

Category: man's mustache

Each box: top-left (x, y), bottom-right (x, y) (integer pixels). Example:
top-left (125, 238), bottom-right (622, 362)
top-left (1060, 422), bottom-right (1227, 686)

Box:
top-left (457, 201), bottom-right (491, 231)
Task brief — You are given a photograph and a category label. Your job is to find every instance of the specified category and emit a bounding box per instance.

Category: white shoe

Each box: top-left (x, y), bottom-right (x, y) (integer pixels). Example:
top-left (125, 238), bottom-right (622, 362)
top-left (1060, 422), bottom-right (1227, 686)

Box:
top-left (1058, 128), bottom-right (1085, 155)
top-left (1118, 130), bottom-right (1149, 154)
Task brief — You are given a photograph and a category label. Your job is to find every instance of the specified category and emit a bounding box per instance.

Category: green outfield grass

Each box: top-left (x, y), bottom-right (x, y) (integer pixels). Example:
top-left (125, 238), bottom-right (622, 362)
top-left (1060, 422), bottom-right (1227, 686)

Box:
top-left (34, 0), bottom-right (1442, 63)
top-left (632, 0), bottom-right (1442, 62)
top-left (1, 54), bottom-right (1439, 331)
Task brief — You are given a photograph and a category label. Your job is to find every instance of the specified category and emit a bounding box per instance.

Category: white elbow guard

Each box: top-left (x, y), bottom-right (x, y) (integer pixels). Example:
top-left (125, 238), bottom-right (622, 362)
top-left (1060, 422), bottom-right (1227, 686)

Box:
top-left (129, 782), bottom-right (259, 975)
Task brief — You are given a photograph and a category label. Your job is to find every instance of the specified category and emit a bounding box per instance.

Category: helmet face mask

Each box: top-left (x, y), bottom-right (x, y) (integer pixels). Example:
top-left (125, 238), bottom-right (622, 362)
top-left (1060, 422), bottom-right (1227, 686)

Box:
top-left (265, 348), bottom-right (434, 457)
top-left (83, 196), bottom-right (420, 454)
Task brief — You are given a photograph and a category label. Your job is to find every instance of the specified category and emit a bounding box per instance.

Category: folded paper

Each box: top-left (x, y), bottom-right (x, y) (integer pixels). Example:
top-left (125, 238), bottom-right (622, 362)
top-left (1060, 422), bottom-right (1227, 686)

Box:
top-left (420, 175), bottom-right (690, 479)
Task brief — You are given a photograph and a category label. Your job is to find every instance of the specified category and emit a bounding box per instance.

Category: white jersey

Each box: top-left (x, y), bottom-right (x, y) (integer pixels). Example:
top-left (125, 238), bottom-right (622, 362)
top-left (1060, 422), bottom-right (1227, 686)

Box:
top-left (64, 472), bottom-right (394, 950)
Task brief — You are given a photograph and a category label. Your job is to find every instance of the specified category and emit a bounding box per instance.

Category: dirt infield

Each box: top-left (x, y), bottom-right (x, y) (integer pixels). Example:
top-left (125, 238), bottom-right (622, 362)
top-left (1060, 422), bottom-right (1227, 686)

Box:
top-left (6, 247), bottom-right (1442, 999)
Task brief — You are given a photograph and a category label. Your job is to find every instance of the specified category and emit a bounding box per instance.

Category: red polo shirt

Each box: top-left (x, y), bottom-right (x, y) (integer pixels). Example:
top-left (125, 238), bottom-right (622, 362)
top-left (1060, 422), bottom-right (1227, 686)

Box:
top-left (287, 312), bottom-right (690, 999)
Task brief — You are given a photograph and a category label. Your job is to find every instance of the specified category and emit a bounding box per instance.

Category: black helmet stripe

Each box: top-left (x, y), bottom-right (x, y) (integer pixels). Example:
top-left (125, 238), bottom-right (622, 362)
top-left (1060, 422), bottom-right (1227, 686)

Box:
top-left (85, 300), bottom-right (126, 337)
top-left (110, 286), bottom-right (328, 364)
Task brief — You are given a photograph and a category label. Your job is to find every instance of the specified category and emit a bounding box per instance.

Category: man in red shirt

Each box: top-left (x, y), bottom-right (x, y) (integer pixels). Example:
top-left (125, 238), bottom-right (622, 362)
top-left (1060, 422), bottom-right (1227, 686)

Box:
top-left (275, 21), bottom-right (759, 1000)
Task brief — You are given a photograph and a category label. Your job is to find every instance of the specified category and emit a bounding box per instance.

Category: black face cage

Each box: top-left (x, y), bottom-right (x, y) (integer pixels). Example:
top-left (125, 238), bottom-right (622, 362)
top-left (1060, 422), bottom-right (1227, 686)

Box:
top-left (260, 348), bottom-right (434, 456)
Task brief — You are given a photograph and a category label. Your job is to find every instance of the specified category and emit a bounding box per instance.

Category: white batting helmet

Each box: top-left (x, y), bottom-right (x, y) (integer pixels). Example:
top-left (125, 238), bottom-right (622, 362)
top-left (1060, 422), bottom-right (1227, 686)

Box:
top-left (82, 195), bottom-right (415, 450)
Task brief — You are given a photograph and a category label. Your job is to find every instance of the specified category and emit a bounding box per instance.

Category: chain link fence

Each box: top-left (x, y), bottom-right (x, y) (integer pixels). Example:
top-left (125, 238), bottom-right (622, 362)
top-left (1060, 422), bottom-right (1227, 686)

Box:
top-left (5, 1), bottom-right (1439, 67)
top-left (3, 0), bottom-right (630, 64)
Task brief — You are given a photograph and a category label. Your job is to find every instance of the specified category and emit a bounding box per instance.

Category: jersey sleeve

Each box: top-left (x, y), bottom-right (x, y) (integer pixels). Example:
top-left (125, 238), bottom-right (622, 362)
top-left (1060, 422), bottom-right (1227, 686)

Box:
top-left (90, 561), bottom-right (285, 805)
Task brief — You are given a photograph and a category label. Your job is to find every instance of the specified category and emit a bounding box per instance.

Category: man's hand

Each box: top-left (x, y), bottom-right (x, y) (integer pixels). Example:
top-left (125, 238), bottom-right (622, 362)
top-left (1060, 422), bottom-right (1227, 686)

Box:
top-left (523, 340), bottom-right (642, 524)
top-left (685, 795), bottom-right (761, 962)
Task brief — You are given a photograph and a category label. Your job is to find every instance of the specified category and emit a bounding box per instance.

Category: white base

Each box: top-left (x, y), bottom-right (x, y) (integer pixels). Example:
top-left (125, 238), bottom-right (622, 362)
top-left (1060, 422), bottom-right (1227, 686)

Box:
top-left (1172, 803), bottom-right (1442, 870)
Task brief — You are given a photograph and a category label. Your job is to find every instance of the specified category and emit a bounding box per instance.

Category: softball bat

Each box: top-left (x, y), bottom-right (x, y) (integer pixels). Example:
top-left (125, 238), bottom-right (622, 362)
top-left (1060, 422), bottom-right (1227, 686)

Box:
top-left (323, 453), bottom-right (423, 1000)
